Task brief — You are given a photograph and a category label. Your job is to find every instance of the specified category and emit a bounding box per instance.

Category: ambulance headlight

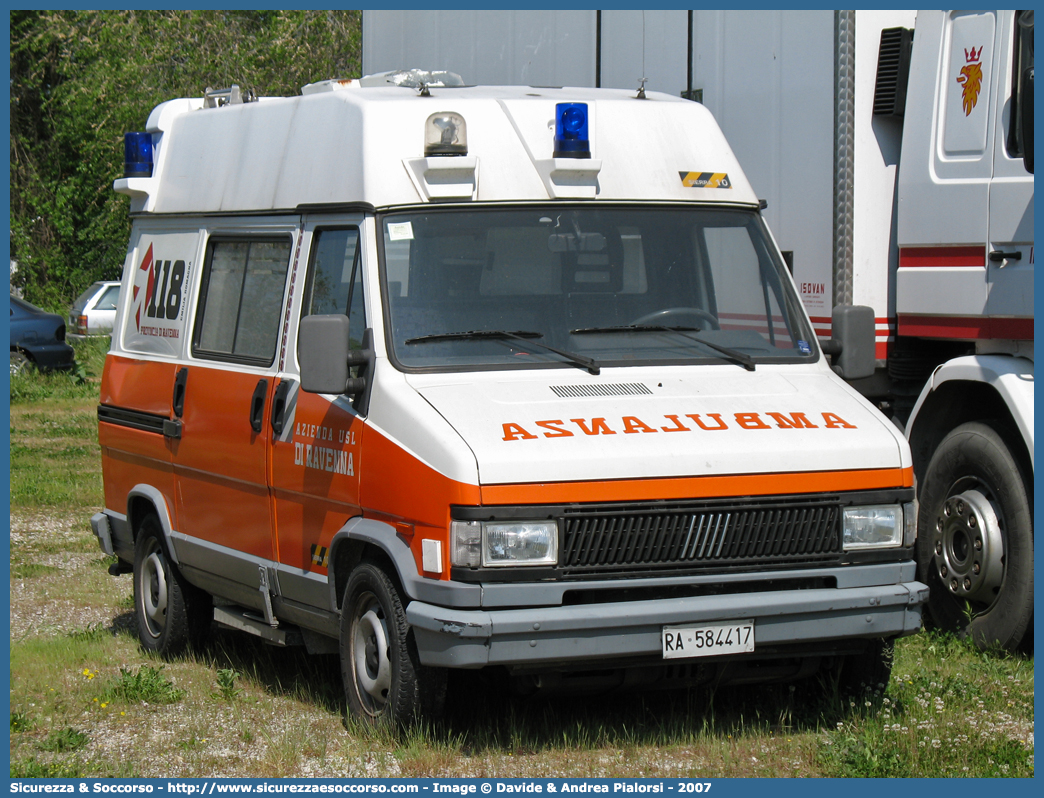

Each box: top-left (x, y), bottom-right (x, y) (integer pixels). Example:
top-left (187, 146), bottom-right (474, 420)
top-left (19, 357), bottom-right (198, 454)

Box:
top-left (424, 111), bottom-right (468, 156)
top-left (842, 505), bottom-right (906, 550)
top-left (450, 520), bottom-right (558, 567)
top-left (554, 102), bottom-right (590, 158)
top-left (123, 131), bottom-right (154, 178)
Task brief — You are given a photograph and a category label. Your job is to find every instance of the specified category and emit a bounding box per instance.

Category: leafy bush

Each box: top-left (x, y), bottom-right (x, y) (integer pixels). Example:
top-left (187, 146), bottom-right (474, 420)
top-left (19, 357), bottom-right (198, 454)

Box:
top-left (102, 665), bottom-right (184, 705)
top-left (10, 11), bottom-right (362, 311)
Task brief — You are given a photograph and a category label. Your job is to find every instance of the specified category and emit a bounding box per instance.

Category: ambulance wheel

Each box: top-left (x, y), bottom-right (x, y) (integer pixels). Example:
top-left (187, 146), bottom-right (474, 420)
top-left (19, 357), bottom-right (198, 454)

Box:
top-left (630, 307), bottom-right (720, 330)
top-left (133, 514), bottom-right (211, 656)
top-left (340, 562), bottom-right (445, 728)
top-left (916, 422), bottom-right (1033, 653)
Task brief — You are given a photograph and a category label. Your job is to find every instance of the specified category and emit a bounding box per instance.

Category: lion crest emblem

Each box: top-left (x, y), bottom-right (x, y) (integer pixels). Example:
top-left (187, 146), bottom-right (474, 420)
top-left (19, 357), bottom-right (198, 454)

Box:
top-left (956, 46), bottom-right (984, 116)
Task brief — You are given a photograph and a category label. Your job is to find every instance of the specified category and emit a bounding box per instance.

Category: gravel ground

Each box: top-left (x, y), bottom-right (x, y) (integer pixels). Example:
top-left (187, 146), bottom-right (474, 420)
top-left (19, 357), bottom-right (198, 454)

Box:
top-left (10, 512), bottom-right (128, 640)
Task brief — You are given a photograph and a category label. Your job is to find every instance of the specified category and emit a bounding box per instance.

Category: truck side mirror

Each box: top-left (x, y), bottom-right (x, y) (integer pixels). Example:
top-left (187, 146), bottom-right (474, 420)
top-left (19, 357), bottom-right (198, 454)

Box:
top-left (1021, 65), bottom-right (1033, 174)
top-left (299, 314), bottom-right (370, 395)
top-left (822, 304), bottom-right (876, 380)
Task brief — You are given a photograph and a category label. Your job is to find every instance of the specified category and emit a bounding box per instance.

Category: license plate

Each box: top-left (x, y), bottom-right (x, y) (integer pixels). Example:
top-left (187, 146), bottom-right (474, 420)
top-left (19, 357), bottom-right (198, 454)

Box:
top-left (662, 620), bottom-right (755, 659)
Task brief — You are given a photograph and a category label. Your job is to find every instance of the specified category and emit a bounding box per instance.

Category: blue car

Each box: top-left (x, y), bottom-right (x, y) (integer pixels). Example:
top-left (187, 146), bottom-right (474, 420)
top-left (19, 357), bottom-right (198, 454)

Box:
top-left (10, 295), bottom-right (76, 374)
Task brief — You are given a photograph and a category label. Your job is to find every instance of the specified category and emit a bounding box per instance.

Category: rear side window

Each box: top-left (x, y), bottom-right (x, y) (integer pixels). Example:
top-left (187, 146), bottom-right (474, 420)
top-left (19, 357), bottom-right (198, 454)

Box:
top-left (72, 284), bottom-right (102, 315)
top-left (95, 285), bottom-right (121, 311)
top-left (193, 237), bottom-right (292, 365)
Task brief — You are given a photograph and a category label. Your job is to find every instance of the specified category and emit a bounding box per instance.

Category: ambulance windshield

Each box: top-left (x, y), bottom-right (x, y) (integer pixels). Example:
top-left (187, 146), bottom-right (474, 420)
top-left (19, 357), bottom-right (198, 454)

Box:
top-left (380, 207), bottom-right (817, 372)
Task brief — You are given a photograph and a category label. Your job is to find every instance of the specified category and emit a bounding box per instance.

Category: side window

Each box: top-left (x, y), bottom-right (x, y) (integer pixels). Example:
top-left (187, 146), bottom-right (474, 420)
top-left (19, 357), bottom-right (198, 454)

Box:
top-left (1006, 10), bottom-right (1034, 161)
top-left (193, 237), bottom-right (292, 365)
top-left (304, 227), bottom-right (366, 347)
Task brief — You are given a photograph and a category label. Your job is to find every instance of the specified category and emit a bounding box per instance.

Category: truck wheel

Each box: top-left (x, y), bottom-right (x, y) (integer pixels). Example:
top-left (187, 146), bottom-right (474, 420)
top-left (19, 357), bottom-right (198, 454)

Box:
top-left (917, 422), bottom-right (1033, 652)
top-left (133, 514), bottom-right (210, 655)
top-left (340, 561), bottom-right (445, 728)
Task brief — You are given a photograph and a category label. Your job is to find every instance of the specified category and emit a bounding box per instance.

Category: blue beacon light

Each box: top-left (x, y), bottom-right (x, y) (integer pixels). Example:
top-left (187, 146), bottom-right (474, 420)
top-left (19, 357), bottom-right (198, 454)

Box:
top-left (554, 103), bottom-right (590, 159)
top-left (123, 132), bottom-right (154, 178)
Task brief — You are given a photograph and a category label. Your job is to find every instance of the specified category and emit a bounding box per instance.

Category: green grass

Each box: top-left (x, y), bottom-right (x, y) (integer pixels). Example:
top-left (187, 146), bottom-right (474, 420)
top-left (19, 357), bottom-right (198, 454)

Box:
top-left (38, 727), bottom-right (90, 753)
top-left (10, 562), bottom-right (61, 579)
top-left (9, 398), bottom-right (102, 514)
top-left (101, 665), bottom-right (185, 705)
top-left (9, 363), bottom-right (1034, 777)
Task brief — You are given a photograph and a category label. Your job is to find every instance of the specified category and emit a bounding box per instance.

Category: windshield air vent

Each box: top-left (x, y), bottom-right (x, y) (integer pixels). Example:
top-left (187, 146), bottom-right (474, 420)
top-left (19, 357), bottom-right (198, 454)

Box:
top-left (550, 383), bottom-right (652, 398)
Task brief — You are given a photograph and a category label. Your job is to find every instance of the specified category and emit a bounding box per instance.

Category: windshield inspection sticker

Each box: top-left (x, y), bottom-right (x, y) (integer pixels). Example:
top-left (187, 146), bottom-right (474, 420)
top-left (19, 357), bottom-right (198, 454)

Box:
top-left (797, 340), bottom-right (811, 354)
top-left (387, 221), bottom-right (415, 241)
top-left (680, 171), bottom-right (731, 188)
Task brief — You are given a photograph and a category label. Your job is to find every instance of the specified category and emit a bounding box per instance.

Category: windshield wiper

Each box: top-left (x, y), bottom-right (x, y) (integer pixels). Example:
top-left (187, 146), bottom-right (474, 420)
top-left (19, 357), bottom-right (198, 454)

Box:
top-left (570, 325), bottom-right (755, 371)
top-left (405, 330), bottom-right (601, 375)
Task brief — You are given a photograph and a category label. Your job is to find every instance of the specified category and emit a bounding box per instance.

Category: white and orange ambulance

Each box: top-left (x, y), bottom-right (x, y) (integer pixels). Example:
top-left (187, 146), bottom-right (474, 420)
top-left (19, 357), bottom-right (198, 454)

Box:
top-left (93, 71), bottom-right (927, 726)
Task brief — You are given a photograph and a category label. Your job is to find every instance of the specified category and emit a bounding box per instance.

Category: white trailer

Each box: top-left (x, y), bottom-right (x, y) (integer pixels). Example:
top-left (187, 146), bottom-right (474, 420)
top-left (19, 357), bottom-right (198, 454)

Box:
top-left (363, 9), bottom-right (1035, 652)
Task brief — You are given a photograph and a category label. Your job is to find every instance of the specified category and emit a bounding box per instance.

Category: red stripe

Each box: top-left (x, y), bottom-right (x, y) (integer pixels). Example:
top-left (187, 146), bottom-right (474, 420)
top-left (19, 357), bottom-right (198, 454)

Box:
top-left (898, 314), bottom-right (1033, 341)
top-left (899, 246), bottom-right (985, 268)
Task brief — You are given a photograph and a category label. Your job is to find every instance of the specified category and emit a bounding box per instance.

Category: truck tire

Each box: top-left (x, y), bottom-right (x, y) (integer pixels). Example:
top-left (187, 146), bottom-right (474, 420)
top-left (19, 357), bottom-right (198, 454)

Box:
top-left (133, 514), bottom-right (211, 655)
top-left (340, 561), bottom-right (446, 728)
top-left (916, 422), bottom-right (1033, 652)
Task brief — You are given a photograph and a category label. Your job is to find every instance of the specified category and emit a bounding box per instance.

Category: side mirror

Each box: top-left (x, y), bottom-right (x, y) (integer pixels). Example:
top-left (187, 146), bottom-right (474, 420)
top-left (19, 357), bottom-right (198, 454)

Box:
top-left (822, 304), bottom-right (876, 380)
top-left (299, 314), bottom-right (370, 395)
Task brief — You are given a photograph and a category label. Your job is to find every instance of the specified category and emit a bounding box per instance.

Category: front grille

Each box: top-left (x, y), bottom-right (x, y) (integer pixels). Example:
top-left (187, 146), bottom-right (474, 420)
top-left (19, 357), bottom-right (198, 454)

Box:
top-left (560, 497), bottom-right (841, 575)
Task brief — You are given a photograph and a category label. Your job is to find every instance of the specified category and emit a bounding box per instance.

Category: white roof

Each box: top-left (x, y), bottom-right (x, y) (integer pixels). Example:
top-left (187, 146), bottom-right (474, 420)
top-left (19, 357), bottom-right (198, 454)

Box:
top-left (116, 83), bottom-right (759, 214)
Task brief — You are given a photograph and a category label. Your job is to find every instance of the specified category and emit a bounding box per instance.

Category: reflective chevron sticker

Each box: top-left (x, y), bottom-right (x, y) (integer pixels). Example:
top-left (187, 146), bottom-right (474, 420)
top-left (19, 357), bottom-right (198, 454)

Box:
top-left (679, 171), bottom-right (731, 188)
top-left (310, 545), bottom-right (329, 568)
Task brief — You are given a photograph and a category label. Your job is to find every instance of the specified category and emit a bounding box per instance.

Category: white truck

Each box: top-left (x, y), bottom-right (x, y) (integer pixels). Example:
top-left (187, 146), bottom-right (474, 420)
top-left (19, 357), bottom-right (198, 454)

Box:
top-left (692, 9), bottom-right (1035, 653)
top-left (363, 8), bottom-right (1035, 653)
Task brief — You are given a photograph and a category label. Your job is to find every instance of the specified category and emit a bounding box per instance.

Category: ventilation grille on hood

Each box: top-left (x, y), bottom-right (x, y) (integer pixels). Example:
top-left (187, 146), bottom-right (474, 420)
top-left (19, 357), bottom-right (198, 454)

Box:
top-left (551, 382), bottom-right (652, 398)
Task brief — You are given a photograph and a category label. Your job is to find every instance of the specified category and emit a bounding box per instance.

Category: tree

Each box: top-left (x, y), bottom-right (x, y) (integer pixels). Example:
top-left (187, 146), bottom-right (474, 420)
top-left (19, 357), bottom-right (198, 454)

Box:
top-left (10, 10), bottom-right (362, 310)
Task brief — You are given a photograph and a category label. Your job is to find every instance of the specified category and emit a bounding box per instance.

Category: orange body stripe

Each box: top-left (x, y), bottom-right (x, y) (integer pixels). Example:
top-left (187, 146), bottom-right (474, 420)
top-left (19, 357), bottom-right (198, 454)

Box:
top-left (480, 466), bottom-right (913, 505)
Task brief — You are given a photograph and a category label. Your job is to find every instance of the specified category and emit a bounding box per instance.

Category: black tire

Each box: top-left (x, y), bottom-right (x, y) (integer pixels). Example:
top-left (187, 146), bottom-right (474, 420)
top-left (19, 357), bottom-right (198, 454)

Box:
top-left (916, 422), bottom-right (1033, 652)
top-left (133, 514), bottom-right (211, 655)
top-left (831, 638), bottom-right (894, 698)
top-left (10, 350), bottom-right (30, 376)
top-left (340, 561), bottom-right (446, 728)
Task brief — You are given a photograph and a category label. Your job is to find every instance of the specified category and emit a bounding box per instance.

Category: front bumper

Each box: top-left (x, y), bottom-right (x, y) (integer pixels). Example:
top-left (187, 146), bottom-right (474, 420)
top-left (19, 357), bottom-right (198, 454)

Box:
top-left (407, 571), bottom-right (928, 669)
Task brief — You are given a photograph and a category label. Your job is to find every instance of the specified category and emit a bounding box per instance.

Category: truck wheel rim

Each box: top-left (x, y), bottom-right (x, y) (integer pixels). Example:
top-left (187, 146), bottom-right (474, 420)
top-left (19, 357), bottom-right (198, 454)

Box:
top-left (352, 598), bottom-right (391, 714)
top-left (932, 486), bottom-right (1005, 608)
top-left (140, 545), bottom-right (169, 638)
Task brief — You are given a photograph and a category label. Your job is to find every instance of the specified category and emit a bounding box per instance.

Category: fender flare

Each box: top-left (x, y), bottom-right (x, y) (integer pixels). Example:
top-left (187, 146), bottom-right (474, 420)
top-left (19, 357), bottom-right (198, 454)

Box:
top-left (906, 354), bottom-right (1035, 469)
top-left (327, 517), bottom-right (481, 611)
top-left (126, 484), bottom-right (180, 565)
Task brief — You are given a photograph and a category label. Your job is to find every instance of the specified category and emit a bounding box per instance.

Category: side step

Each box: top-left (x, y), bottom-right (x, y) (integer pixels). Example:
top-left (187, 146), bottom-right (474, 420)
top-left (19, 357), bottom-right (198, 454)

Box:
top-left (214, 606), bottom-right (304, 647)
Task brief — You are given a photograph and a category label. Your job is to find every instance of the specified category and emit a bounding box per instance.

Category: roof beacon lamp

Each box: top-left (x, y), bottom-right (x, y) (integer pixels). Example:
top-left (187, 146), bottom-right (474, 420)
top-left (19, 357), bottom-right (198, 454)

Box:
top-left (123, 132), bottom-right (154, 178)
top-left (554, 103), bottom-right (590, 159)
top-left (424, 112), bottom-right (468, 156)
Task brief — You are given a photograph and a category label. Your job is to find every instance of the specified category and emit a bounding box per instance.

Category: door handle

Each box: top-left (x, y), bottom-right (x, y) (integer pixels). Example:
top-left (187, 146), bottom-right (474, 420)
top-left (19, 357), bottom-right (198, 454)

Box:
top-left (989, 250), bottom-right (1022, 263)
top-left (172, 367), bottom-right (188, 417)
top-left (249, 379), bottom-right (268, 434)
top-left (271, 379), bottom-right (291, 436)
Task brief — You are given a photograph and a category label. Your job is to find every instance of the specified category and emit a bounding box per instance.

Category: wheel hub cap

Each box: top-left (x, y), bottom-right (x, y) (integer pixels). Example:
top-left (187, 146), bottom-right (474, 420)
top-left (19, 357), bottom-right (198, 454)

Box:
top-left (141, 551), bottom-right (168, 636)
top-left (353, 608), bottom-right (391, 706)
top-left (932, 489), bottom-right (1004, 603)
